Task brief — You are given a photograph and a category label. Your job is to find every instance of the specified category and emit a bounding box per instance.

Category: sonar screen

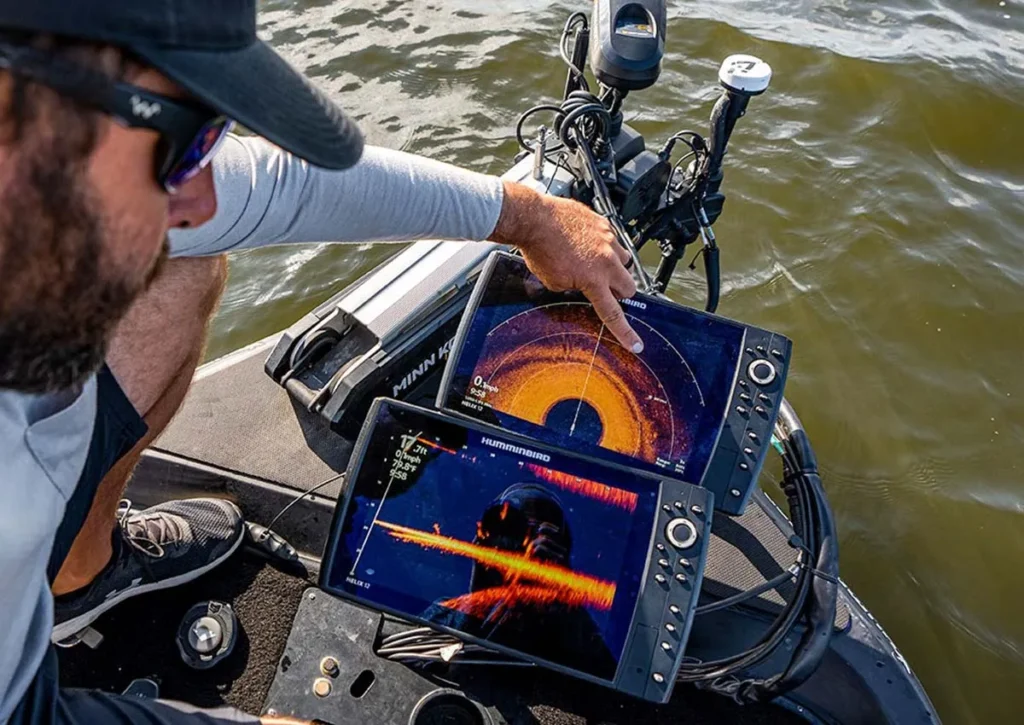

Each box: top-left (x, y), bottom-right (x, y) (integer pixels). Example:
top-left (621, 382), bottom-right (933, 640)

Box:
top-left (320, 399), bottom-right (714, 700)
top-left (437, 252), bottom-right (792, 515)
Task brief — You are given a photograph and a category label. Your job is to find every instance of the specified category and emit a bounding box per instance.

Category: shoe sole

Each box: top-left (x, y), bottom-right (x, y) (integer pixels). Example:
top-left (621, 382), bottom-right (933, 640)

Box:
top-left (51, 524), bottom-right (246, 644)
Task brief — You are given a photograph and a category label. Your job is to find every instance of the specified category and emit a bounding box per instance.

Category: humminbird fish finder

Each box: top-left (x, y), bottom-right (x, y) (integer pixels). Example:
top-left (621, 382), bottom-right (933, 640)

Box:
top-left (438, 252), bottom-right (791, 515)
top-left (320, 399), bottom-right (712, 703)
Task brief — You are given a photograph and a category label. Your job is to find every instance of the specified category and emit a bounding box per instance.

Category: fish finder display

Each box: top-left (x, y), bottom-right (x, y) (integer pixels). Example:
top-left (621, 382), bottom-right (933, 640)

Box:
top-left (440, 253), bottom-right (745, 486)
top-left (323, 401), bottom-right (659, 681)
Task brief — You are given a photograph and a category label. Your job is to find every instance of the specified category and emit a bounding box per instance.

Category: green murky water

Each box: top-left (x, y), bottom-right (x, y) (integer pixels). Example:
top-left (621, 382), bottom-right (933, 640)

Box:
top-left (207, 3), bottom-right (1024, 721)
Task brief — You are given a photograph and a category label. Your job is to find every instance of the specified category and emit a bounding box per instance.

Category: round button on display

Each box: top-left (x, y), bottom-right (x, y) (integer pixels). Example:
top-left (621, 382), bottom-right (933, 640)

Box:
top-left (666, 518), bottom-right (698, 550)
top-left (748, 359), bottom-right (777, 386)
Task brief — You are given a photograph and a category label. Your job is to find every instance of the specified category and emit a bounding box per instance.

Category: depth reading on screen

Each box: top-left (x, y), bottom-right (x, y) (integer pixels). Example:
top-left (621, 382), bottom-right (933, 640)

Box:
top-left (327, 403), bottom-right (660, 681)
top-left (442, 253), bottom-right (745, 486)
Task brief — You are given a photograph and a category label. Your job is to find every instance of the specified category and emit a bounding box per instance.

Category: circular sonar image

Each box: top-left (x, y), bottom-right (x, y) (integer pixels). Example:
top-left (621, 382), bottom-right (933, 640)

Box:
top-left (469, 302), bottom-right (704, 467)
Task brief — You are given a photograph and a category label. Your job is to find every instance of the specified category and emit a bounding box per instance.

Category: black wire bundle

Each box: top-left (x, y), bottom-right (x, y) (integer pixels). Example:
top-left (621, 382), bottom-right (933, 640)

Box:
top-left (375, 626), bottom-right (534, 669)
top-left (515, 12), bottom-right (617, 159)
top-left (681, 400), bottom-right (839, 704)
top-left (515, 89), bottom-right (612, 159)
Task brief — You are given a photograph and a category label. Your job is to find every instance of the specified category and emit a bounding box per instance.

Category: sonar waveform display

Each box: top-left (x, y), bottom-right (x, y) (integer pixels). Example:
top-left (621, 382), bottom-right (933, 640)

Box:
top-left (327, 403), bottom-right (659, 681)
top-left (443, 253), bottom-right (745, 485)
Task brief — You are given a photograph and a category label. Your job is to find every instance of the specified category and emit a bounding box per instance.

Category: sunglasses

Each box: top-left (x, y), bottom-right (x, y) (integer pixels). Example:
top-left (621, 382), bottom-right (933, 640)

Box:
top-left (0, 43), bottom-right (233, 192)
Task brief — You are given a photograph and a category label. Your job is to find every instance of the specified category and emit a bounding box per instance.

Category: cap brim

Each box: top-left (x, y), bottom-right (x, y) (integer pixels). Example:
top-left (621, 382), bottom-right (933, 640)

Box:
top-left (132, 39), bottom-right (363, 170)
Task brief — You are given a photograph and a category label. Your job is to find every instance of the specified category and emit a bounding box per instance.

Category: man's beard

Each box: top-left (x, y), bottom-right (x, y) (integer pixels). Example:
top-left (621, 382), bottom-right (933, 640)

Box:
top-left (0, 140), bottom-right (166, 394)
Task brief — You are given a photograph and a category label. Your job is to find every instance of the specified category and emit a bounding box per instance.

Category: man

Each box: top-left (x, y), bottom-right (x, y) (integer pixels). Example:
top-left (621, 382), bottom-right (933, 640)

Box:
top-left (0, 1), bottom-right (643, 723)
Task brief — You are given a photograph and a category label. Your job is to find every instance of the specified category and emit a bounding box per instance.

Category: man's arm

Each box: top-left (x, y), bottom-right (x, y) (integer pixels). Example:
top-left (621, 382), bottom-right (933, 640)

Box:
top-left (169, 135), bottom-right (504, 254)
top-left (170, 136), bottom-right (641, 351)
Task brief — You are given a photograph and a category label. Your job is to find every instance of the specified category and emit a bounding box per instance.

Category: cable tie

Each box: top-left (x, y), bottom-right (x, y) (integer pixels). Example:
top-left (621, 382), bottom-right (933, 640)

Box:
top-left (809, 568), bottom-right (840, 585)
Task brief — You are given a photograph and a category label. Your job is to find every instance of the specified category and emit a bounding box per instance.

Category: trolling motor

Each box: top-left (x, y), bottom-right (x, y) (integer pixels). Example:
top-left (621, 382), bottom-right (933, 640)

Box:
top-left (518, 1), bottom-right (771, 311)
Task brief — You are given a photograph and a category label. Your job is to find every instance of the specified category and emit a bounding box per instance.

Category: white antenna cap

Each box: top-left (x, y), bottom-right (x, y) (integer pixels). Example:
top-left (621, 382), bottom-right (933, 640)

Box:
top-left (718, 55), bottom-right (772, 95)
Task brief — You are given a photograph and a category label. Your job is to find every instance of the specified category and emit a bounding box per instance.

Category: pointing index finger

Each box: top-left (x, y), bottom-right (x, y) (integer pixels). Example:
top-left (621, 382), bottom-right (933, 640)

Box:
top-left (584, 284), bottom-right (644, 354)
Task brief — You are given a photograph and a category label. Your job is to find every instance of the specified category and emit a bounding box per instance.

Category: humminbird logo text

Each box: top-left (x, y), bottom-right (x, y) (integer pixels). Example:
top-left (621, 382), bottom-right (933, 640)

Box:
top-left (480, 437), bottom-right (551, 463)
top-left (130, 95), bottom-right (161, 120)
top-left (621, 298), bottom-right (647, 310)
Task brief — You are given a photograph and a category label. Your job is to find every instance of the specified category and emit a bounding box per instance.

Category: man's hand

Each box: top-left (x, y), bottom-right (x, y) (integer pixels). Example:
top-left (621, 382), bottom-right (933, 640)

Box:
top-left (489, 181), bottom-right (644, 353)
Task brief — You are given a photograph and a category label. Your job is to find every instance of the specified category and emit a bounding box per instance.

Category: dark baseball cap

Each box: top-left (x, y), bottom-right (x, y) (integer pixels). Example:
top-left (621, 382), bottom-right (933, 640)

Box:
top-left (0, 0), bottom-right (363, 169)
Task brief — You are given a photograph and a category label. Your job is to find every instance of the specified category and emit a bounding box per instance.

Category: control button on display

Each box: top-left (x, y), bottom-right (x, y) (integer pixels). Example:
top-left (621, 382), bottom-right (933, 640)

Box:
top-left (748, 359), bottom-right (777, 386)
top-left (666, 518), bottom-right (698, 549)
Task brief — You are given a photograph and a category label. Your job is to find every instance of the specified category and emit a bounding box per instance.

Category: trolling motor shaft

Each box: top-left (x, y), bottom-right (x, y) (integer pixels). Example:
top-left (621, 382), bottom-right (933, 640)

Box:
top-left (654, 55), bottom-right (772, 308)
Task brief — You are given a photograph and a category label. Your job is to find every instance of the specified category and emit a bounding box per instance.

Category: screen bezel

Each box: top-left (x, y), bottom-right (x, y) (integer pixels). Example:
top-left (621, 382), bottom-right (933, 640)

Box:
top-left (436, 251), bottom-right (747, 488)
top-left (319, 398), bottom-right (667, 690)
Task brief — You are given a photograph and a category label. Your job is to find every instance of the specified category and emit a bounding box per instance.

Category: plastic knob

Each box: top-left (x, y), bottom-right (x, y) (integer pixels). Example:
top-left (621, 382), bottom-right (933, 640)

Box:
top-left (666, 517), bottom-right (698, 549)
top-left (748, 359), bottom-right (777, 386)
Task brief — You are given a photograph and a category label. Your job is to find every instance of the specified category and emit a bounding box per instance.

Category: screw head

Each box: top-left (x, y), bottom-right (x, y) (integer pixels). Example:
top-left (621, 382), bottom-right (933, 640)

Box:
top-left (731, 488), bottom-right (742, 497)
top-left (313, 678), bottom-right (332, 698)
top-left (320, 656), bottom-right (340, 678)
top-left (675, 573), bottom-right (687, 583)
top-left (691, 504), bottom-right (704, 516)
top-left (652, 673), bottom-right (665, 683)
top-left (655, 574), bottom-right (667, 584)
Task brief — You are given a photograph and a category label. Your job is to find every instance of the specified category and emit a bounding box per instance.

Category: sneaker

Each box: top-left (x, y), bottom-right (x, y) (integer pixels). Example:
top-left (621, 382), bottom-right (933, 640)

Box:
top-left (52, 498), bottom-right (245, 643)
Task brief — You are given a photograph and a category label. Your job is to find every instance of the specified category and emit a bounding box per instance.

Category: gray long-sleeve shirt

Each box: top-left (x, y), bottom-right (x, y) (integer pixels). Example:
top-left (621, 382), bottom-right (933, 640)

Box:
top-left (170, 134), bottom-right (504, 256)
top-left (0, 136), bottom-right (504, 721)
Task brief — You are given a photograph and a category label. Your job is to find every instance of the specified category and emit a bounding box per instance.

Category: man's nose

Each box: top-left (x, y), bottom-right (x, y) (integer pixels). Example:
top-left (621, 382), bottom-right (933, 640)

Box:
top-left (167, 165), bottom-right (218, 229)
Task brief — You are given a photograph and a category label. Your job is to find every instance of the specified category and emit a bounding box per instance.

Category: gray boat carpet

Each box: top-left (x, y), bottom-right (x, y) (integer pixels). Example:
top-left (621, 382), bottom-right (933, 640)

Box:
top-left (57, 550), bottom-right (802, 724)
